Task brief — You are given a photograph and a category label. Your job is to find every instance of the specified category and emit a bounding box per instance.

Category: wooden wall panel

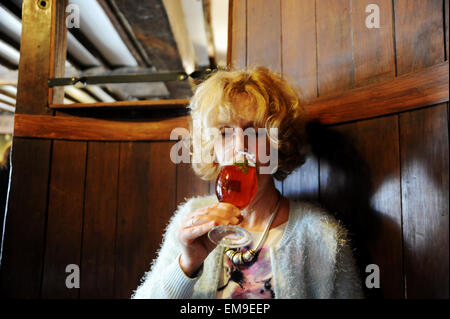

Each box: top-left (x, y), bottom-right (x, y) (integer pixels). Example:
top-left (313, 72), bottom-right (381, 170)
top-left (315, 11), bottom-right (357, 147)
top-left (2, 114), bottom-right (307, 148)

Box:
top-left (351, 0), bottom-right (395, 86)
top-left (316, 0), bottom-right (353, 95)
top-left (228, 0), bottom-right (247, 69)
top-left (114, 141), bottom-right (176, 298)
top-left (0, 0), bottom-right (56, 298)
top-left (247, 0), bottom-right (281, 71)
top-left (350, 0), bottom-right (402, 299)
top-left (281, 0), bottom-right (319, 202)
top-left (41, 140), bottom-right (87, 298)
top-left (395, 0), bottom-right (449, 299)
top-left (176, 163), bottom-right (210, 205)
top-left (399, 105), bottom-right (449, 298)
top-left (80, 142), bottom-right (120, 299)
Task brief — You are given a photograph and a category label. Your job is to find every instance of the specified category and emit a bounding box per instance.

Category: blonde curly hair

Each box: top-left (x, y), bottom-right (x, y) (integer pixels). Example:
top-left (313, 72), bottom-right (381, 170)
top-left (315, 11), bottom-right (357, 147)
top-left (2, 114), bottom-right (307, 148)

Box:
top-left (188, 66), bottom-right (309, 181)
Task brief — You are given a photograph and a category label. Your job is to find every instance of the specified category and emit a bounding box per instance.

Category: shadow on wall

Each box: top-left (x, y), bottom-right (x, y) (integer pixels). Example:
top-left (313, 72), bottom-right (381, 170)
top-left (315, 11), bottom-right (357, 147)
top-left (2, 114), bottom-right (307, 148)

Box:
top-left (302, 120), bottom-right (399, 299)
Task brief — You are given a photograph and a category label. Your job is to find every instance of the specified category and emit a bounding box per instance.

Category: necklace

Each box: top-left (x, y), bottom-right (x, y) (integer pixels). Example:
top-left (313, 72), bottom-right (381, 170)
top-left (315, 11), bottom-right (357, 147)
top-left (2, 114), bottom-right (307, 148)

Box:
top-left (225, 191), bottom-right (282, 266)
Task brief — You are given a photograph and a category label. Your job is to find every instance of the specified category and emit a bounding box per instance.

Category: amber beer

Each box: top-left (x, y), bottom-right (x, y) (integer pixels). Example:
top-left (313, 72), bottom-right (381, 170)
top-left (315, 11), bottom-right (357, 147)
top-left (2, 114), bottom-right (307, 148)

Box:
top-left (215, 164), bottom-right (257, 209)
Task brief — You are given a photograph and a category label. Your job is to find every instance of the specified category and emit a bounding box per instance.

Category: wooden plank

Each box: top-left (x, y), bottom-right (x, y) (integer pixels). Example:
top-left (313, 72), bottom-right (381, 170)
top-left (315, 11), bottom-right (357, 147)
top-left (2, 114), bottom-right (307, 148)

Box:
top-left (305, 61), bottom-right (449, 124)
top-left (394, 0), bottom-right (445, 75)
top-left (395, 0), bottom-right (449, 299)
top-left (281, 0), bottom-right (317, 100)
top-left (316, 0), bottom-right (353, 96)
top-left (41, 140), bottom-right (87, 298)
top-left (0, 139), bottom-right (51, 298)
top-left (353, 116), bottom-right (403, 299)
top-left (97, 0), bottom-right (149, 67)
top-left (228, 0), bottom-right (247, 69)
top-left (281, 0), bottom-right (319, 201)
top-left (399, 104), bottom-right (449, 298)
top-left (0, 0), bottom-right (55, 298)
top-left (13, 114), bottom-right (190, 141)
top-left (350, 0), bottom-right (402, 299)
top-left (50, 98), bottom-right (190, 110)
top-left (176, 162), bottom-right (210, 206)
top-left (114, 141), bottom-right (176, 298)
top-left (246, 0), bottom-right (281, 71)
top-left (80, 141), bottom-right (120, 299)
top-left (351, 0), bottom-right (395, 86)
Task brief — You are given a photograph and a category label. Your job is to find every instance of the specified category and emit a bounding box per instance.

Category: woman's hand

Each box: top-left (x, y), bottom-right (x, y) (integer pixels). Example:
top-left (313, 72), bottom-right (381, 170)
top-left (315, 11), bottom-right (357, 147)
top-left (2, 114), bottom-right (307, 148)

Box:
top-left (177, 202), bottom-right (242, 277)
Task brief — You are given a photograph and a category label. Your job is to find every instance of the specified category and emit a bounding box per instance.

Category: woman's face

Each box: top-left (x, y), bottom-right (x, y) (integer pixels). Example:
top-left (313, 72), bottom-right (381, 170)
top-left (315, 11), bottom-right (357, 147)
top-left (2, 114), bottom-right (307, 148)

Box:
top-left (213, 116), bottom-right (275, 187)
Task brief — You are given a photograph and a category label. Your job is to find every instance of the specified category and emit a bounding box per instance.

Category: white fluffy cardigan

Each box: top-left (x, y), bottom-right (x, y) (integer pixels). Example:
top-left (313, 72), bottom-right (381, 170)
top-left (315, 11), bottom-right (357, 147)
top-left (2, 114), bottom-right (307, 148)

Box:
top-left (132, 195), bottom-right (364, 299)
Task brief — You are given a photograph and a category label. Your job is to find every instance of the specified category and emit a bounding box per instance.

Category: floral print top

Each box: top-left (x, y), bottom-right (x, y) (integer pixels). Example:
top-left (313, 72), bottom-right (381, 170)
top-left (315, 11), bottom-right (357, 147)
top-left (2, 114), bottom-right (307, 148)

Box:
top-left (216, 222), bottom-right (287, 299)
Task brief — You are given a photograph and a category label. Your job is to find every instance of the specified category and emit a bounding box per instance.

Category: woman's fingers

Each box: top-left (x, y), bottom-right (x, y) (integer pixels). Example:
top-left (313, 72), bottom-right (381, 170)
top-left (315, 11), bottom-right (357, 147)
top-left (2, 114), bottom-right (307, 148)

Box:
top-left (179, 220), bottom-right (216, 244)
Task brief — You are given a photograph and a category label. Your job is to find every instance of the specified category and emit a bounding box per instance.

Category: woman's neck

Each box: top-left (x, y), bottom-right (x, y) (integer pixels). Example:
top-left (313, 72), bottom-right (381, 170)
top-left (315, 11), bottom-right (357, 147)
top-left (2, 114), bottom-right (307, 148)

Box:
top-left (239, 178), bottom-right (280, 232)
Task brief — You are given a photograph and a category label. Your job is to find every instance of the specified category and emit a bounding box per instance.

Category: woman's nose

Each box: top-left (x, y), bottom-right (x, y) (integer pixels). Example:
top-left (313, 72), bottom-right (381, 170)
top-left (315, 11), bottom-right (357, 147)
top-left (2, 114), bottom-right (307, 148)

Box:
top-left (233, 129), bottom-right (248, 153)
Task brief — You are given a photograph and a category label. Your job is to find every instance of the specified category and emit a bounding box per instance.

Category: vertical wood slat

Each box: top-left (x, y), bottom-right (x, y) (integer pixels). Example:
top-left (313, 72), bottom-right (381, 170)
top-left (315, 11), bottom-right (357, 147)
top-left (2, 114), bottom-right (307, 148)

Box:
top-left (80, 142), bottom-right (120, 299)
top-left (40, 0), bottom-right (89, 298)
top-left (350, 0), bottom-right (402, 299)
top-left (395, 0), bottom-right (449, 298)
top-left (316, 0), bottom-right (353, 96)
top-left (399, 105), bottom-right (449, 298)
top-left (0, 0), bottom-right (55, 298)
top-left (41, 140), bottom-right (86, 298)
top-left (281, 0), bottom-right (319, 201)
top-left (351, 0), bottom-right (395, 86)
top-left (176, 163), bottom-right (210, 206)
top-left (246, 0), bottom-right (283, 191)
top-left (228, 0), bottom-right (247, 69)
top-left (246, 0), bottom-right (281, 71)
top-left (114, 141), bottom-right (176, 298)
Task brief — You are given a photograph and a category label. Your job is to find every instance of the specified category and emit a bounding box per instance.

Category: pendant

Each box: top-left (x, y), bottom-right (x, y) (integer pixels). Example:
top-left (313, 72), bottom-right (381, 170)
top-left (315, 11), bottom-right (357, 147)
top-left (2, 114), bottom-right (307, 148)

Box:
top-left (225, 248), bottom-right (257, 265)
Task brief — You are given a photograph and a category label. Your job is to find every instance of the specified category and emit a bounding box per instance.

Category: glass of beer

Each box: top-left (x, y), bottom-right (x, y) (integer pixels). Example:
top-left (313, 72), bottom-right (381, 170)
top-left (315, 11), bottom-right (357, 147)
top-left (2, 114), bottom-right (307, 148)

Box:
top-left (207, 152), bottom-right (257, 248)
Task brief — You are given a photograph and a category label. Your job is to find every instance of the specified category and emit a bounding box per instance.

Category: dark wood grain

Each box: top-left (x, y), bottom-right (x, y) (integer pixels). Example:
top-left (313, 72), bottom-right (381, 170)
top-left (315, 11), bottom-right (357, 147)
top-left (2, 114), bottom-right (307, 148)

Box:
top-left (80, 141), bottom-right (120, 299)
top-left (395, 0), bottom-right (449, 299)
top-left (0, 0), bottom-right (55, 298)
top-left (281, 0), bottom-right (319, 201)
top-left (350, 0), bottom-right (402, 299)
top-left (114, 141), bottom-right (176, 298)
top-left (41, 140), bottom-right (87, 299)
top-left (394, 0), bottom-right (445, 75)
top-left (399, 104), bottom-right (449, 298)
top-left (316, 0), bottom-right (353, 96)
top-left (351, 0), bottom-right (395, 86)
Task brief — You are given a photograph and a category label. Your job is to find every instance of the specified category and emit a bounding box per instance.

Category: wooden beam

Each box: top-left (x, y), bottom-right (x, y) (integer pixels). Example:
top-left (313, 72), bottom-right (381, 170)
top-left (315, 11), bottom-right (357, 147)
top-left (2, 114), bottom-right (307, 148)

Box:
top-left (13, 113), bottom-right (190, 141)
top-left (12, 62), bottom-right (449, 141)
top-left (305, 61), bottom-right (449, 125)
top-left (97, 0), bottom-right (149, 67)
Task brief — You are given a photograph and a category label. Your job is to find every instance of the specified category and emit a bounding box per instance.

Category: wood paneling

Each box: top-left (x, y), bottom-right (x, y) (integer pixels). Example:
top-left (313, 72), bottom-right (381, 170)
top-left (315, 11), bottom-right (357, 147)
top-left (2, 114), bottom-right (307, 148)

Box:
top-left (247, 0), bottom-right (281, 71)
top-left (41, 140), bottom-right (87, 299)
top-left (316, 0), bottom-right (353, 95)
top-left (395, 0), bottom-right (449, 299)
top-left (13, 114), bottom-right (190, 141)
top-left (80, 142), bottom-right (120, 299)
top-left (114, 141), bottom-right (176, 298)
top-left (0, 0), bottom-right (56, 298)
top-left (281, 0), bottom-right (319, 201)
top-left (228, 0), bottom-right (247, 69)
top-left (399, 105), bottom-right (449, 298)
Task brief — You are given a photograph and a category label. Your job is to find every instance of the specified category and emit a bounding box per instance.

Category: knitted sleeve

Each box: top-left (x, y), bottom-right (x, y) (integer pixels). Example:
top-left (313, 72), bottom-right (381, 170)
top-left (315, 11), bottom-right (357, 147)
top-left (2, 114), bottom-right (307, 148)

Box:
top-left (130, 196), bottom-right (213, 299)
top-left (332, 231), bottom-right (365, 299)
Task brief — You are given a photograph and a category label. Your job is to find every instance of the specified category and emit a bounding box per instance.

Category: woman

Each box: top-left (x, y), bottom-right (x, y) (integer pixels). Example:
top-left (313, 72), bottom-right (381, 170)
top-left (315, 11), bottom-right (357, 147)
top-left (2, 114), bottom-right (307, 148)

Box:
top-left (132, 67), bottom-right (364, 299)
